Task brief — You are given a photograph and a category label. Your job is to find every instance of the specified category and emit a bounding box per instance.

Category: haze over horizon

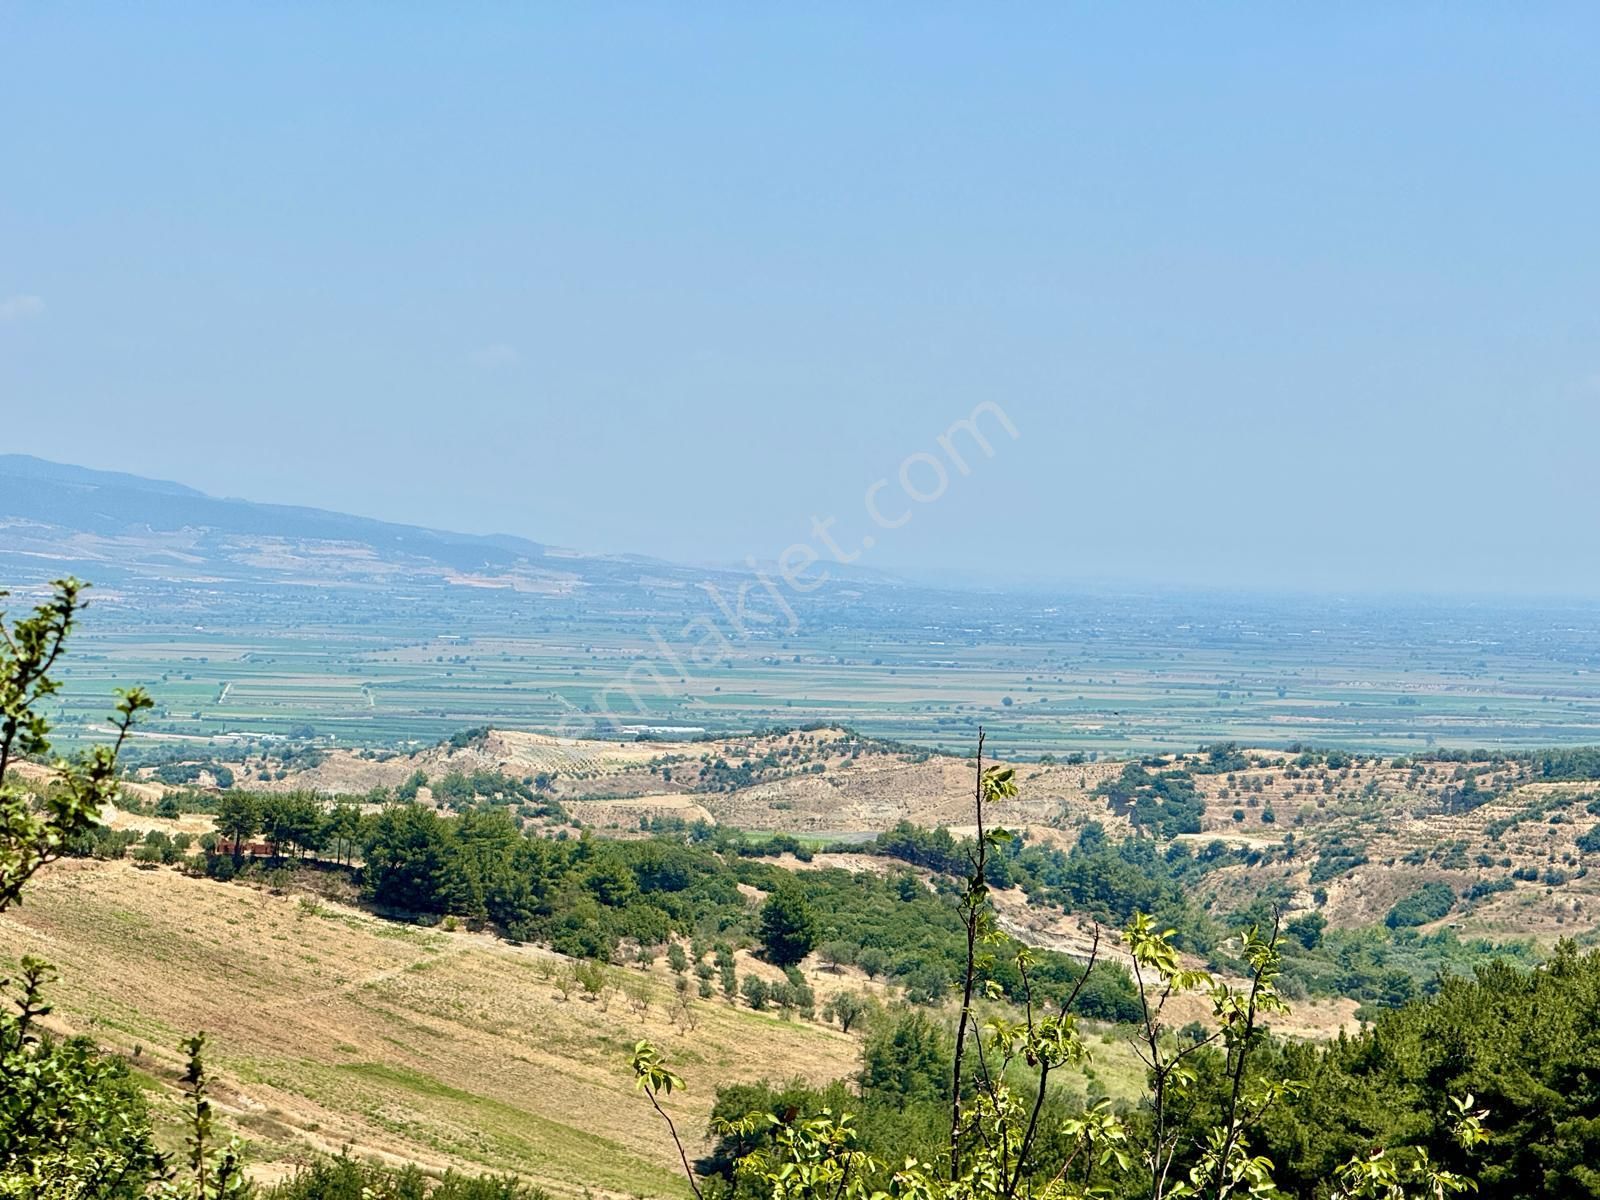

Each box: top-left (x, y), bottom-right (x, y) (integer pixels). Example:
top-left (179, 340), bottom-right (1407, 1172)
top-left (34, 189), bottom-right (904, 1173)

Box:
top-left (5, 7), bottom-right (1600, 596)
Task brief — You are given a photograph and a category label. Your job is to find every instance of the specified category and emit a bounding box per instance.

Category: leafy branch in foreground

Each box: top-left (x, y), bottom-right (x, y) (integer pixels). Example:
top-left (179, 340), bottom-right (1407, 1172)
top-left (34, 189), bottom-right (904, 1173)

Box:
top-left (0, 577), bottom-right (259, 1197)
top-left (0, 578), bottom-right (152, 913)
top-left (1328, 1094), bottom-right (1488, 1200)
top-left (0, 956), bottom-right (162, 1197)
top-left (156, 1033), bottom-right (249, 1199)
top-left (633, 1040), bottom-right (703, 1200)
top-left (949, 730), bottom-right (1016, 1181)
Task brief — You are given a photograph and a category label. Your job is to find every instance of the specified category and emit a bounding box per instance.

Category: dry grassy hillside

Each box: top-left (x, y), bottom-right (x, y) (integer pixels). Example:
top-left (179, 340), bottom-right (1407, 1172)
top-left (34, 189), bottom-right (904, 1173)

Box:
top-left (0, 853), bottom-right (1361, 1193)
top-left (1165, 753), bottom-right (1600, 938)
top-left (0, 860), bottom-right (863, 1195)
top-left (199, 726), bottom-right (1128, 837)
top-left (132, 731), bottom-right (1600, 941)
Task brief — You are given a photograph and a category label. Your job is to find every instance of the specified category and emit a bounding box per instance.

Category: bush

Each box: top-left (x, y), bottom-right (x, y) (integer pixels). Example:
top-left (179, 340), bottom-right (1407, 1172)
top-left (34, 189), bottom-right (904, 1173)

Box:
top-left (264, 1152), bottom-right (548, 1199)
top-left (1385, 881), bottom-right (1456, 929)
top-left (742, 976), bottom-right (770, 1010)
top-left (1466, 877), bottom-right (1514, 901)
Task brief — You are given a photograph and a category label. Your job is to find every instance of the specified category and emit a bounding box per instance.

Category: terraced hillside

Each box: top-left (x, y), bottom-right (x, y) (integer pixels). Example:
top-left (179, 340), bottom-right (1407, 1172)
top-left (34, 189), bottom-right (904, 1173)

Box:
top-left (173, 726), bottom-right (1129, 837)
top-left (129, 730), bottom-right (1600, 944)
top-left (1080, 749), bottom-right (1599, 940)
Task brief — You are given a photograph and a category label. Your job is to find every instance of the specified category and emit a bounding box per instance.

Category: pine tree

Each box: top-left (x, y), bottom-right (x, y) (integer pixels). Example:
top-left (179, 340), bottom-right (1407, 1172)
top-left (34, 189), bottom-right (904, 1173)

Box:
top-left (758, 883), bottom-right (818, 968)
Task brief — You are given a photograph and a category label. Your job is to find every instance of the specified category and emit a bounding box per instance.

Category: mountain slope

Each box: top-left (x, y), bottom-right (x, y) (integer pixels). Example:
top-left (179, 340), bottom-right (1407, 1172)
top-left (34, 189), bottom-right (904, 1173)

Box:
top-left (0, 454), bottom-right (647, 588)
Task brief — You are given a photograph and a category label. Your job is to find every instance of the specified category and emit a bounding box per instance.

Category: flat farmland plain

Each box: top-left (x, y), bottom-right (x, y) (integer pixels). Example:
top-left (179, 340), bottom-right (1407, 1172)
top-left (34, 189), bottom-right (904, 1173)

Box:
top-left (33, 575), bottom-right (1600, 758)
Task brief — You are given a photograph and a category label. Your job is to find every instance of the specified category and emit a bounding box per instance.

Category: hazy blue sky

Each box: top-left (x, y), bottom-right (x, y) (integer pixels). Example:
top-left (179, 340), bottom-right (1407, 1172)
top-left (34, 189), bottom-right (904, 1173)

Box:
top-left (4, 7), bottom-right (1599, 595)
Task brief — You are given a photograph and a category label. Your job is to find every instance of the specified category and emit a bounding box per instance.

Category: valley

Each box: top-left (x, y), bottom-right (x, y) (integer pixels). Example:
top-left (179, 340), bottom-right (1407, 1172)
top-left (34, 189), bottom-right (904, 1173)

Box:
top-left (10, 12), bottom-right (1600, 1195)
top-left (8, 457), bottom-right (1600, 764)
top-left (6, 473), bottom-right (1600, 1198)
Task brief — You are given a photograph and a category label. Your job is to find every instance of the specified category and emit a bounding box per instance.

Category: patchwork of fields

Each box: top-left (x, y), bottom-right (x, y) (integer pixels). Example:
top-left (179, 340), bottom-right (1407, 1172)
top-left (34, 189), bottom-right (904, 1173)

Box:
top-left (38, 576), bottom-right (1600, 760)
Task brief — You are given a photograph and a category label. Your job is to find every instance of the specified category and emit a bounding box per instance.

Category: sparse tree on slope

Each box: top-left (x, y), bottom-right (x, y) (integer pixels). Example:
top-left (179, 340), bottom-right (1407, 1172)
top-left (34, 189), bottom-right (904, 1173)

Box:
top-left (822, 990), bottom-right (870, 1033)
top-left (759, 882), bottom-right (818, 968)
top-left (213, 793), bottom-right (259, 862)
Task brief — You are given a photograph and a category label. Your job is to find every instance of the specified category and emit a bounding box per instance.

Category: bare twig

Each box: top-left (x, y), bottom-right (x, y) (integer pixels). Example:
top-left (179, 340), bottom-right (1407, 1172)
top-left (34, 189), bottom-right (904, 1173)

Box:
top-left (644, 1084), bottom-right (703, 1200)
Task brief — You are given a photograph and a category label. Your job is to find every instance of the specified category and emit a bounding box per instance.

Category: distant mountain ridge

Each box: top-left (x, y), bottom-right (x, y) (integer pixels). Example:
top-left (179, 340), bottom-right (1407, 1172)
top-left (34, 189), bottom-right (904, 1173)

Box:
top-left (0, 454), bottom-right (620, 588)
top-left (0, 453), bottom-right (545, 552)
top-left (0, 455), bottom-right (915, 598)
top-left (0, 455), bottom-right (207, 498)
